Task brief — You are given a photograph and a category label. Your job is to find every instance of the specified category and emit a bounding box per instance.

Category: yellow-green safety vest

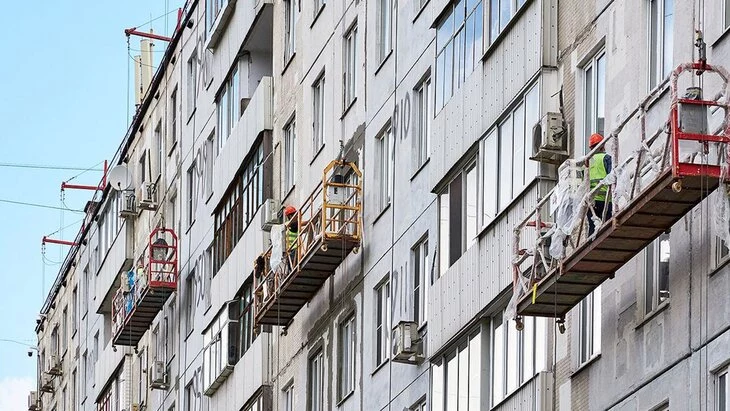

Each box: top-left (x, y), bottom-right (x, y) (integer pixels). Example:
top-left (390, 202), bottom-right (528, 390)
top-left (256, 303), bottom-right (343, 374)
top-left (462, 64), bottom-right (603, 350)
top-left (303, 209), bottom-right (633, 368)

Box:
top-left (286, 229), bottom-right (298, 250)
top-left (590, 152), bottom-right (609, 202)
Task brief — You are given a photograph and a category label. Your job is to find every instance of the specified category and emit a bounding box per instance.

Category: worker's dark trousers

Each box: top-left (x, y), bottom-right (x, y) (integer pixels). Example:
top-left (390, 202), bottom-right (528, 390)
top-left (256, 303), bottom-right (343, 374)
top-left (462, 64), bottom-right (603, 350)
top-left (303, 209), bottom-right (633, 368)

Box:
top-left (588, 200), bottom-right (612, 236)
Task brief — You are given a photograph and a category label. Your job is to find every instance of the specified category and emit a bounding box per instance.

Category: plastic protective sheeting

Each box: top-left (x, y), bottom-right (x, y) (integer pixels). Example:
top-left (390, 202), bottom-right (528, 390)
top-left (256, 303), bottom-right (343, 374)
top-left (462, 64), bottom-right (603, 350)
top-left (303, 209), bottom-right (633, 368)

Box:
top-left (504, 285), bottom-right (525, 324)
top-left (549, 160), bottom-right (589, 259)
top-left (270, 224), bottom-right (286, 272)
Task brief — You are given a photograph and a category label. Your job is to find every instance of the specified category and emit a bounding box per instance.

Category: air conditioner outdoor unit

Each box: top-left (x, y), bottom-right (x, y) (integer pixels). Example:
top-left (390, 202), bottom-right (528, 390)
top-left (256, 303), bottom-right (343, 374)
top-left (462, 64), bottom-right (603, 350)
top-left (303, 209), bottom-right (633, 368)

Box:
top-left (47, 355), bottom-right (62, 376)
top-left (531, 112), bottom-right (569, 165)
top-left (391, 321), bottom-right (424, 364)
top-left (28, 391), bottom-right (40, 411)
top-left (39, 376), bottom-right (54, 394)
top-left (260, 198), bottom-right (281, 231)
top-left (120, 189), bottom-right (137, 218)
top-left (150, 360), bottom-right (168, 390)
top-left (138, 182), bottom-right (158, 211)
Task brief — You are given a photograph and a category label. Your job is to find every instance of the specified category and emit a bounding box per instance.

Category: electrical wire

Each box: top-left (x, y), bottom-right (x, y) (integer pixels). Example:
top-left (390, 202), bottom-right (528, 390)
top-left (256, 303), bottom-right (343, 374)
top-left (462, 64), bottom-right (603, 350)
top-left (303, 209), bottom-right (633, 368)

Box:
top-left (65, 160), bottom-right (105, 183)
top-left (0, 198), bottom-right (84, 213)
top-left (45, 218), bottom-right (84, 238)
top-left (130, 8), bottom-right (180, 32)
top-left (0, 162), bottom-right (104, 172)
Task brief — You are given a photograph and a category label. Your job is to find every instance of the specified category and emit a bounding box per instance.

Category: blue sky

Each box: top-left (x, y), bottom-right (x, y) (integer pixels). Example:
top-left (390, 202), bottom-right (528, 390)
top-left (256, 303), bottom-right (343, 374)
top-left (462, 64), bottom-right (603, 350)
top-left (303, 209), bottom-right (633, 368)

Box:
top-left (0, 1), bottom-right (180, 407)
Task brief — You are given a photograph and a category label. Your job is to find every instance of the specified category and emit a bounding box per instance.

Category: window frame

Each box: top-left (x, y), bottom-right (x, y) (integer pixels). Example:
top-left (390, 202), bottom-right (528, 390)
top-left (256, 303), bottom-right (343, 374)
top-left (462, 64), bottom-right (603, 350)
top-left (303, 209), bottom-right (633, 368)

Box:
top-left (578, 288), bottom-right (601, 365)
top-left (717, 365), bottom-right (729, 411)
top-left (337, 313), bottom-right (356, 401)
top-left (284, 0), bottom-right (298, 63)
top-left (376, 125), bottom-right (394, 211)
top-left (378, 0), bottom-right (393, 62)
top-left (187, 161), bottom-right (198, 227)
top-left (375, 279), bottom-right (391, 367)
top-left (430, 327), bottom-right (482, 411)
top-left (413, 236), bottom-right (429, 325)
top-left (581, 50), bottom-right (607, 153)
top-left (648, 0), bottom-right (674, 91)
top-left (308, 348), bottom-right (325, 411)
top-left (312, 75), bottom-right (325, 154)
top-left (343, 24), bottom-right (358, 110)
top-left (415, 74), bottom-right (432, 171)
top-left (643, 232), bottom-right (671, 316)
top-left (187, 52), bottom-right (197, 119)
top-left (284, 117), bottom-right (297, 193)
top-left (283, 382), bottom-right (295, 411)
top-left (489, 0), bottom-right (528, 45)
top-left (438, 157), bottom-right (478, 276)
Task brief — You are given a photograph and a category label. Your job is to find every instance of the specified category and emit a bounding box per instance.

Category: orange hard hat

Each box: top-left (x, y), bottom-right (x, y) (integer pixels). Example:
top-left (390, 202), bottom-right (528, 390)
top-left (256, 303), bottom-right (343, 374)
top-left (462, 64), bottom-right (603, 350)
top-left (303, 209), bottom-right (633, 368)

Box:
top-left (589, 133), bottom-right (604, 148)
top-left (284, 205), bottom-right (297, 216)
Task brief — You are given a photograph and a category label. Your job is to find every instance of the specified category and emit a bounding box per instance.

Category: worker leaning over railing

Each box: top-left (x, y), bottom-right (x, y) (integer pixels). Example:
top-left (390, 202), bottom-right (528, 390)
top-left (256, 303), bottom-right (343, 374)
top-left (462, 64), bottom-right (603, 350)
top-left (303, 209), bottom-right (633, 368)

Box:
top-left (587, 133), bottom-right (614, 236)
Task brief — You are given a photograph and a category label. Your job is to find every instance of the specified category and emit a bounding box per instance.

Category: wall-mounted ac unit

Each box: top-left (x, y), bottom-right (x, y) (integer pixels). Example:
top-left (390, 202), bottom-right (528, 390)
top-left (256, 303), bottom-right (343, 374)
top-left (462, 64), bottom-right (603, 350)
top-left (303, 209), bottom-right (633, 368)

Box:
top-left (531, 112), bottom-right (569, 165)
top-left (39, 377), bottom-right (54, 394)
top-left (28, 391), bottom-right (40, 411)
top-left (391, 321), bottom-right (424, 364)
top-left (150, 360), bottom-right (168, 390)
top-left (138, 182), bottom-right (158, 211)
top-left (260, 198), bottom-right (281, 231)
top-left (46, 355), bottom-right (62, 376)
top-left (120, 189), bottom-right (137, 218)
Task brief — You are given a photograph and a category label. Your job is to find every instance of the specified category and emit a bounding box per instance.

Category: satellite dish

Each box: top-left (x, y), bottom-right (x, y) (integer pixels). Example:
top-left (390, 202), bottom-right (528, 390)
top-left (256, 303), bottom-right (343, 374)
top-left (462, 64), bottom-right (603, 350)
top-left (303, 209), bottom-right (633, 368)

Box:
top-left (108, 164), bottom-right (133, 191)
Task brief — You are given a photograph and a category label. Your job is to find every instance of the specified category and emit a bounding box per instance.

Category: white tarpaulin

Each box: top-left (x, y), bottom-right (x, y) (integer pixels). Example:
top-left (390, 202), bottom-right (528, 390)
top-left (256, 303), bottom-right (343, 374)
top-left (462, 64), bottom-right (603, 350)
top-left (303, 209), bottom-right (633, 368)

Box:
top-left (270, 224), bottom-right (285, 272)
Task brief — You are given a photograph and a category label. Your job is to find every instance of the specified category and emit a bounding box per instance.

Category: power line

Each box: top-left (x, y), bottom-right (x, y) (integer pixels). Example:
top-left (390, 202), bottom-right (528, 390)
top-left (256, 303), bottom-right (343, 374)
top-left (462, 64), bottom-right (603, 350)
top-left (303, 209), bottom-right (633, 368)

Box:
top-left (0, 162), bottom-right (105, 172)
top-left (0, 198), bottom-right (84, 213)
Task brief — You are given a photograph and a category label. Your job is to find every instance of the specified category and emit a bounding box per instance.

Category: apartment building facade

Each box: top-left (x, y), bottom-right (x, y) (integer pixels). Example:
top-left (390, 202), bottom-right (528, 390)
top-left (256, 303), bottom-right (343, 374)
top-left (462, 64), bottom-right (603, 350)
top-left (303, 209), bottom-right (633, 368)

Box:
top-left (30, 1), bottom-right (730, 411)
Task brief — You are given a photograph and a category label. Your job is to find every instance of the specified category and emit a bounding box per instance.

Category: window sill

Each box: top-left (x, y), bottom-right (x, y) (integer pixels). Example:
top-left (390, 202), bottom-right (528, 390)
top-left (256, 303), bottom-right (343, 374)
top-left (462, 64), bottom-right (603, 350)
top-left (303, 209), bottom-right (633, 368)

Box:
top-left (284, 183), bottom-right (296, 199)
top-left (337, 390), bottom-right (355, 407)
top-left (204, 190), bottom-right (214, 205)
top-left (646, 78), bottom-right (671, 109)
top-left (710, 257), bottom-right (730, 277)
top-left (167, 141), bottom-right (178, 157)
top-left (481, 1), bottom-right (531, 63)
top-left (185, 328), bottom-right (194, 342)
top-left (711, 26), bottom-right (730, 48)
top-left (282, 53), bottom-right (296, 75)
top-left (186, 220), bottom-right (196, 234)
top-left (571, 353), bottom-right (601, 378)
top-left (311, 4), bottom-right (326, 28)
top-left (634, 300), bottom-right (670, 330)
top-left (372, 203), bottom-right (391, 225)
top-left (186, 108), bottom-right (196, 125)
top-left (490, 371), bottom-right (543, 410)
top-left (413, 0), bottom-right (430, 23)
top-left (372, 358), bottom-right (389, 376)
top-left (310, 144), bottom-right (326, 166)
top-left (341, 97), bottom-right (358, 119)
top-left (410, 158), bottom-right (430, 181)
top-left (374, 50), bottom-right (394, 76)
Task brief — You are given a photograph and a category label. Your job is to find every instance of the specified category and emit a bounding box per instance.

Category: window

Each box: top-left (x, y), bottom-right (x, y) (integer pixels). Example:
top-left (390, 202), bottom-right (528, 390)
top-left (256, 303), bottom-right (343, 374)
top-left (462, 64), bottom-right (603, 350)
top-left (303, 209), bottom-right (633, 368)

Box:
top-left (644, 232), bottom-right (671, 314)
top-left (284, 118), bottom-right (297, 192)
top-left (491, 313), bottom-right (548, 404)
top-left (140, 151), bottom-right (148, 184)
top-left (411, 398), bottom-right (427, 411)
top-left (62, 306), bottom-right (67, 353)
top-left (481, 83), bottom-right (540, 224)
top-left (62, 386), bottom-right (66, 411)
top-left (375, 280), bottom-right (391, 366)
top-left (489, 0), bottom-right (527, 44)
top-left (185, 269), bottom-right (196, 336)
top-left (243, 395), bottom-right (264, 411)
top-left (715, 235), bottom-right (730, 268)
top-left (72, 287), bottom-right (78, 336)
top-left (438, 161), bottom-right (478, 275)
top-left (435, 0), bottom-right (483, 111)
top-left (415, 76), bottom-right (432, 169)
top-left (217, 62), bottom-right (240, 148)
top-left (187, 162), bottom-right (198, 226)
top-left (206, 0), bottom-right (229, 31)
top-left (717, 366), bottom-right (729, 411)
top-left (205, 132), bottom-right (215, 198)
top-left (212, 142), bottom-right (267, 273)
top-left (312, 76), bottom-right (325, 153)
top-left (81, 351), bottom-right (87, 399)
top-left (169, 194), bottom-right (177, 235)
top-left (187, 53), bottom-right (197, 117)
top-left (378, 0), bottom-right (393, 62)
top-left (649, 0), bottom-right (674, 90)
top-left (155, 120), bottom-right (164, 177)
top-left (284, 383), bottom-right (295, 411)
top-left (71, 369), bottom-right (76, 409)
top-left (431, 331), bottom-right (481, 411)
top-left (185, 382), bottom-right (194, 411)
top-left (578, 288), bottom-right (601, 364)
top-left (170, 87), bottom-right (178, 150)
top-left (204, 247), bottom-right (213, 309)
top-left (51, 325), bottom-right (59, 357)
top-left (285, 0), bottom-right (297, 62)
top-left (82, 265), bottom-right (89, 318)
top-left (308, 349), bottom-right (325, 411)
top-left (413, 238), bottom-right (429, 325)
top-left (344, 25), bottom-right (358, 108)
top-left (91, 332), bottom-right (98, 381)
top-left (377, 126), bottom-right (394, 211)
top-left (202, 302), bottom-right (239, 395)
top-left (338, 314), bottom-right (356, 400)
top-left (238, 281), bottom-right (257, 355)
top-left (583, 52), bottom-right (606, 150)
top-left (138, 349), bottom-right (147, 405)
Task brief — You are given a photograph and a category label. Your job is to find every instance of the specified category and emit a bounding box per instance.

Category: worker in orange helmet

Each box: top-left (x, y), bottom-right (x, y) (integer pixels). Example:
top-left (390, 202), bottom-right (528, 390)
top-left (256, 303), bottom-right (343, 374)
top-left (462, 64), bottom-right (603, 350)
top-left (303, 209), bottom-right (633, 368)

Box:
top-left (587, 133), bottom-right (613, 236)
